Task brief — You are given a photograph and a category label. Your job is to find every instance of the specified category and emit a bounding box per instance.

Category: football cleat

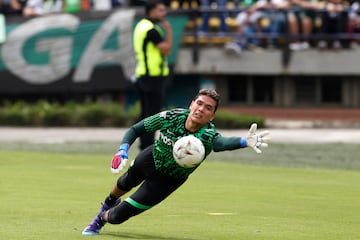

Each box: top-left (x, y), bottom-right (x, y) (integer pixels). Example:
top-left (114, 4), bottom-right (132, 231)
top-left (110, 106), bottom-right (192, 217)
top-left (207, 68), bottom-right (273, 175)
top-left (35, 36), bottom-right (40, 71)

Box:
top-left (82, 199), bottom-right (121, 235)
top-left (82, 215), bottom-right (105, 235)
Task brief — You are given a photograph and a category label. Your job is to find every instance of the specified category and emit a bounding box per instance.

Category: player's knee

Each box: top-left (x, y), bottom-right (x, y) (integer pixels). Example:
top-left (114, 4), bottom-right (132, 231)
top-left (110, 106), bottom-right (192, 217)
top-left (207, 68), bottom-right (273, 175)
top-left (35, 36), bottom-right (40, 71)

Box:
top-left (116, 174), bottom-right (133, 192)
top-left (107, 202), bottom-right (144, 224)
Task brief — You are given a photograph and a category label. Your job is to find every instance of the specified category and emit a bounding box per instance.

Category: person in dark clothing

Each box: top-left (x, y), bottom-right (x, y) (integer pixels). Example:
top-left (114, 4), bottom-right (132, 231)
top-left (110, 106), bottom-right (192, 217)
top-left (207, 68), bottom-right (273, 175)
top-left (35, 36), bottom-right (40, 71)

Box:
top-left (132, 0), bottom-right (173, 150)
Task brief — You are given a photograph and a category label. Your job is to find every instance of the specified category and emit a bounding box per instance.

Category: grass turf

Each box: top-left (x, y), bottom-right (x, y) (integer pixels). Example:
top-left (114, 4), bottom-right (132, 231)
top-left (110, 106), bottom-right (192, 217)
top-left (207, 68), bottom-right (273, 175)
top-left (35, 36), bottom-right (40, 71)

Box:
top-left (0, 145), bottom-right (359, 240)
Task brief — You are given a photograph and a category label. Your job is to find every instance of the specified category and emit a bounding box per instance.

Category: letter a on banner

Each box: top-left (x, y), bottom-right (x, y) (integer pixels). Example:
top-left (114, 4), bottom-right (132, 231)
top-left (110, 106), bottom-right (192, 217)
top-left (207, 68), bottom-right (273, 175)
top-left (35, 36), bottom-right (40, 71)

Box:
top-left (73, 9), bottom-right (136, 82)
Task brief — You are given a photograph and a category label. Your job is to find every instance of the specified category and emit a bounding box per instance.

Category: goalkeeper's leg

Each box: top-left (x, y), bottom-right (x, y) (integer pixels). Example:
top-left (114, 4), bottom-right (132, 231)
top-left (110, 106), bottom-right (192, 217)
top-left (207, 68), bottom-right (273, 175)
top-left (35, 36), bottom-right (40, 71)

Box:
top-left (82, 146), bottom-right (154, 235)
top-left (105, 173), bottom-right (187, 225)
top-left (81, 194), bottom-right (122, 235)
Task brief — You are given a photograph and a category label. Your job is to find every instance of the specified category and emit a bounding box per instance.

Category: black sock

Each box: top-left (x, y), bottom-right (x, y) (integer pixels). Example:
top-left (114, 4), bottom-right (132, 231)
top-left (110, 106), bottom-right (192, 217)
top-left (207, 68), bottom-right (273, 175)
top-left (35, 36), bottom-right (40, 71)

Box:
top-left (104, 193), bottom-right (119, 207)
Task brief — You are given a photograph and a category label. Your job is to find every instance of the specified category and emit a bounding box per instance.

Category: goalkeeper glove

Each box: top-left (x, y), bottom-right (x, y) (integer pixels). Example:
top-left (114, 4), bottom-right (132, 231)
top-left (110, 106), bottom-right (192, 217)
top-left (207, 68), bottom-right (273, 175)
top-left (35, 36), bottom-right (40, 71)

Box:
top-left (241, 123), bottom-right (270, 154)
top-left (111, 143), bottom-right (129, 174)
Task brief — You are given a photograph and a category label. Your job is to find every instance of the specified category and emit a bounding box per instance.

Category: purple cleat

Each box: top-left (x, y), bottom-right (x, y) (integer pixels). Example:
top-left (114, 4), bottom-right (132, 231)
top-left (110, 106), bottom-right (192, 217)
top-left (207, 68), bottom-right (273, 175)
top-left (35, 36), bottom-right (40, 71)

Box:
top-left (82, 199), bottom-right (120, 236)
top-left (82, 214), bottom-right (105, 236)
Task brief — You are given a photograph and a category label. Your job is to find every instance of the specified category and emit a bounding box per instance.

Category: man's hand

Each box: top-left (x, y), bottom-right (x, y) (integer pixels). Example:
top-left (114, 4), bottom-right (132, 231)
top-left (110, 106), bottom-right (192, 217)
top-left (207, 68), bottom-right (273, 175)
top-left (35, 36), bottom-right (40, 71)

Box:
top-left (246, 123), bottom-right (270, 154)
top-left (159, 20), bottom-right (172, 32)
top-left (111, 144), bottom-right (129, 174)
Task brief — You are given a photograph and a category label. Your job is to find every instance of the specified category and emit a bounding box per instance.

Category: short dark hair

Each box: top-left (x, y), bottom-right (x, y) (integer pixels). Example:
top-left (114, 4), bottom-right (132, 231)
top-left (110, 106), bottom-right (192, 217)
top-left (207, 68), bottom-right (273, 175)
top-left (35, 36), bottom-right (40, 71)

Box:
top-left (145, 0), bottom-right (164, 15)
top-left (194, 89), bottom-right (221, 112)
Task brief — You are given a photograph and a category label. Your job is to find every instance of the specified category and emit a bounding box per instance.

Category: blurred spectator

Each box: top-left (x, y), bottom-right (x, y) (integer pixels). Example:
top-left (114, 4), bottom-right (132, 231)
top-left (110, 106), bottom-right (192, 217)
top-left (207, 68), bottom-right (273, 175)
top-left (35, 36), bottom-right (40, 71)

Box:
top-left (253, 0), bottom-right (289, 48)
top-left (0, 0), bottom-right (27, 15)
top-left (64, 0), bottom-right (80, 13)
top-left (348, 0), bottom-right (360, 48)
top-left (317, 0), bottom-right (348, 49)
top-left (224, 0), bottom-right (289, 54)
top-left (81, 0), bottom-right (90, 11)
top-left (198, 0), bottom-right (228, 36)
top-left (92, 0), bottom-right (111, 10)
top-left (111, 0), bottom-right (122, 8)
top-left (255, 0), bottom-right (290, 48)
top-left (224, 0), bottom-right (267, 54)
top-left (288, 0), bottom-right (320, 51)
top-left (23, 0), bottom-right (63, 16)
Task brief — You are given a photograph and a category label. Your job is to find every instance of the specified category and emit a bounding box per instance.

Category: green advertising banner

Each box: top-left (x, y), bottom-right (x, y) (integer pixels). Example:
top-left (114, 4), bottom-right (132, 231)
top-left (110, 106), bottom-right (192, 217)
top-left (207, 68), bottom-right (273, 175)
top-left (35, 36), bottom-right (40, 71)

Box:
top-left (0, 10), bottom-right (188, 93)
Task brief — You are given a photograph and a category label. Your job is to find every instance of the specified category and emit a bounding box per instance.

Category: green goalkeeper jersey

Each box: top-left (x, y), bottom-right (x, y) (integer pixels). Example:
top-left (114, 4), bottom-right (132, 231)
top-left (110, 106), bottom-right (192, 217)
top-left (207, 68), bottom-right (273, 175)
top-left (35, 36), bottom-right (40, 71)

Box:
top-left (122, 108), bottom-right (244, 179)
top-left (146, 108), bottom-right (218, 179)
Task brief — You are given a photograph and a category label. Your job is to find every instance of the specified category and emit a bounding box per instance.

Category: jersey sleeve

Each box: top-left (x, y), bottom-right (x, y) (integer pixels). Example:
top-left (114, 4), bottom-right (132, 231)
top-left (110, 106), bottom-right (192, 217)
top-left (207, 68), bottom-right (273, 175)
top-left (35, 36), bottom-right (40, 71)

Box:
top-left (212, 135), bottom-right (246, 152)
top-left (120, 112), bottom-right (164, 146)
top-left (120, 120), bottom-right (147, 146)
top-left (147, 28), bottom-right (163, 45)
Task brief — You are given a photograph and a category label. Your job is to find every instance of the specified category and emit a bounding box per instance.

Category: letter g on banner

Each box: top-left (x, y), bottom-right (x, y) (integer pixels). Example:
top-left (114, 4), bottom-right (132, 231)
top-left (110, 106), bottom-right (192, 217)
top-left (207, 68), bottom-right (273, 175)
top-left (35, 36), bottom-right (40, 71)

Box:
top-left (1, 14), bottom-right (79, 85)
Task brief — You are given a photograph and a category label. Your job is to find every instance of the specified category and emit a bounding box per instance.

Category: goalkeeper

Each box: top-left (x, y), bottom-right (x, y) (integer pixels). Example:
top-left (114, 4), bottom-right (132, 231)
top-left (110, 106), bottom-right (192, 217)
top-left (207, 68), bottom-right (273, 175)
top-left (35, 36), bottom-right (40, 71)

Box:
top-left (82, 88), bottom-right (270, 235)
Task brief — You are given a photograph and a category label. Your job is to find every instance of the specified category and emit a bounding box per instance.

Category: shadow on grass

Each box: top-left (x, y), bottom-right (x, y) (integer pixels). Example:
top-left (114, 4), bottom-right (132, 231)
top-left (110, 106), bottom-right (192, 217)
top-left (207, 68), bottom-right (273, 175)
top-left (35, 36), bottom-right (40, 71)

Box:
top-left (103, 231), bottom-right (199, 240)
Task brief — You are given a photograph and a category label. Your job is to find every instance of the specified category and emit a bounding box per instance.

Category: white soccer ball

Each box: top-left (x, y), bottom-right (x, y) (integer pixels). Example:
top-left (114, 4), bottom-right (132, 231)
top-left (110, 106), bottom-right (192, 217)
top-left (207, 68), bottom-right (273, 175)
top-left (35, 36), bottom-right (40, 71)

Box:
top-left (173, 135), bottom-right (205, 168)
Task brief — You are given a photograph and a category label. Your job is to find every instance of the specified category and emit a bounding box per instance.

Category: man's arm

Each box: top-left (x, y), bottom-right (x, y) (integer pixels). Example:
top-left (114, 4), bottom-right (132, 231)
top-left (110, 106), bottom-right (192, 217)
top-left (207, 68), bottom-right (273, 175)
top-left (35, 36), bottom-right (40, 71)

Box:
top-left (120, 120), bottom-right (147, 146)
top-left (213, 135), bottom-right (245, 152)
top-left (156, 21), bottom-right (173, 56)
top-left (111, 119), bottom-right (150, 174)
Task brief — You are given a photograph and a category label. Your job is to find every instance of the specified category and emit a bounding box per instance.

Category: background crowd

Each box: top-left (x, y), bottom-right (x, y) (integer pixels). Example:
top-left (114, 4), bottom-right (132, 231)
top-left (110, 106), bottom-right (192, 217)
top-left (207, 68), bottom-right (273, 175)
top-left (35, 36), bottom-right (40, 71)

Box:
top-left (172, 0), bottom-right (360, 52)
top-left (1, 0), bottom-right (360, 51)
top-left (0, 0), bottom-right (123, 16)
top-left (220, 0), bottom-right (360, 52)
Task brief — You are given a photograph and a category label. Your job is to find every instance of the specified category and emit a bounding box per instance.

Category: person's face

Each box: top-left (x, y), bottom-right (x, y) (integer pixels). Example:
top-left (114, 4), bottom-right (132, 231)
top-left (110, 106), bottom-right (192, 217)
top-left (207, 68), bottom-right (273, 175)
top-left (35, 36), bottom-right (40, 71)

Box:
top-left (149, 3), bottom-right (167, 22)
top-left (188, 95), bottom-right (216, 125)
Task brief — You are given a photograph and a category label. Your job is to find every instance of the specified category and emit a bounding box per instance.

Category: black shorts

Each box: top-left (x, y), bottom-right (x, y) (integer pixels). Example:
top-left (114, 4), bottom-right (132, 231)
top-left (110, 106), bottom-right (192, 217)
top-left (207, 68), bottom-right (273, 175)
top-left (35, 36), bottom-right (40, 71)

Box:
top-left (117, 145), bottom-right (187, 207)
top-left (137, 76), bottom-right (167, 93)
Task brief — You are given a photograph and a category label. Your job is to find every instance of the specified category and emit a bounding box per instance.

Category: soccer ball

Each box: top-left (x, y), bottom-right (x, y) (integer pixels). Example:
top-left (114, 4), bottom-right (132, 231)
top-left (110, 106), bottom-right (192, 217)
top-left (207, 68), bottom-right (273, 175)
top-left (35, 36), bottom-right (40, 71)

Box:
top-left (173, 135), bottom-right (205, 168)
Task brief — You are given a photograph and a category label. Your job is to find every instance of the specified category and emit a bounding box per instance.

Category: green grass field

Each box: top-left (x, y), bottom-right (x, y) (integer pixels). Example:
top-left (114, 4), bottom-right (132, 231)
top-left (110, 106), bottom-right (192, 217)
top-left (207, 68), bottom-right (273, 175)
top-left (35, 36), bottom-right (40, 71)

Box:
top-left (0, 142), bottom-right (359, 240)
